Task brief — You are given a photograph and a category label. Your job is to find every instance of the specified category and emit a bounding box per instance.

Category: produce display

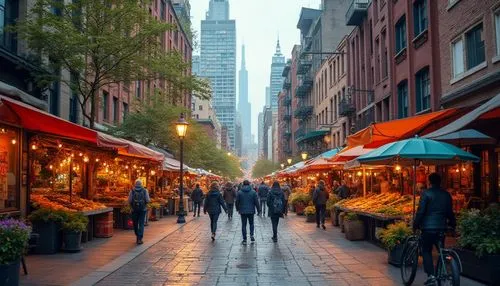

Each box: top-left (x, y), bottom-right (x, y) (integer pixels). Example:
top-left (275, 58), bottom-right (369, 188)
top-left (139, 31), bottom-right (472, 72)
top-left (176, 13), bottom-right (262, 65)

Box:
top-left (335, 193), bottom-right (418, 217)
top-left (31, 193), bottom-right (107, 212)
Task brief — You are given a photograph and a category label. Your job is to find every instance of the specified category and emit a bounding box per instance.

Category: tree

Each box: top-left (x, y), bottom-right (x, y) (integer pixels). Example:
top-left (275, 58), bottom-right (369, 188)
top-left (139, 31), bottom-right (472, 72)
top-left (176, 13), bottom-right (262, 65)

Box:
top-left (15, 0), bottom-right (209, 128)
top-left (252, 159), bottom-right (280, 179)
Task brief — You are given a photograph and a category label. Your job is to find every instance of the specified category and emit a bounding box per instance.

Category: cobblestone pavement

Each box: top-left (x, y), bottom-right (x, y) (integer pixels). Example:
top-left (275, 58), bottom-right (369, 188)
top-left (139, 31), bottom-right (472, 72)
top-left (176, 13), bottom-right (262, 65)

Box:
top-left (95, 213), bottom-right (484, 286)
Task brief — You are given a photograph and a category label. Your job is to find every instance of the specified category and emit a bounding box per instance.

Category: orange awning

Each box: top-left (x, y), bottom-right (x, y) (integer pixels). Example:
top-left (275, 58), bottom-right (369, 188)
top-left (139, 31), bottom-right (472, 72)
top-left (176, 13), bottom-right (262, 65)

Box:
top-left (347, 109), bottom-right (462, 149)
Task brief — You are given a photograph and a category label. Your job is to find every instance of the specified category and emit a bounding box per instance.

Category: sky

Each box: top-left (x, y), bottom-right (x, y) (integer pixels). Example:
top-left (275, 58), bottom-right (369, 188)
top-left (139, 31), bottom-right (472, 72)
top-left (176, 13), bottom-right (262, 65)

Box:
top-left (190, 0), bottom-right (322, 140)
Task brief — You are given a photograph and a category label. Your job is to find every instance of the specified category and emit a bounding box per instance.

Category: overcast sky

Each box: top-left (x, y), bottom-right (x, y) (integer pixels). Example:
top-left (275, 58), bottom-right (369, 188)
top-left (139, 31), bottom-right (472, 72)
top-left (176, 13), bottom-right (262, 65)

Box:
top-left (191, 0), bottom-right (322, 140)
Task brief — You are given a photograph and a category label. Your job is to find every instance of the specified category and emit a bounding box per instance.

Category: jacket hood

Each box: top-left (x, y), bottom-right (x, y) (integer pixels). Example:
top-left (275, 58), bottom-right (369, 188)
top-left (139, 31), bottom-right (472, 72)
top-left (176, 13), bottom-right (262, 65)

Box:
top-left (270, 186), bottom-right (281, 194)
top-left (208, 188), bottom-right (220, 196)
top-left (134, 186), bottom-right (145, 192)
top-left (241, 185), bottom-right (253, 192)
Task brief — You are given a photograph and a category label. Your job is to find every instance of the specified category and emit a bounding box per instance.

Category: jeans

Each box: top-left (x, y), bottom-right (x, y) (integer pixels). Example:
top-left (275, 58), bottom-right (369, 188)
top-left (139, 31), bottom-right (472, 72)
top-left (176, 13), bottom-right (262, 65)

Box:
top-left (315, 204), bottom-right (326, 226)
top-left (193, 201), bottom-right (202, 216)
top-left (132, 210), bottom-right (147, 240)
top-left (209, 213), bottom-right (220, 234)
top-left (284, 199), bottom-right (289, 215)
top-left (226, 203), bottom-right (234, 217)
top-left (422, 231), bottom-right (445, 276)
top-left (260, 198), bottom-right (267, 215)
top-left (240, 214), bottom-right (255, 239)
top-left (271, 216), bottom-right (280, 238)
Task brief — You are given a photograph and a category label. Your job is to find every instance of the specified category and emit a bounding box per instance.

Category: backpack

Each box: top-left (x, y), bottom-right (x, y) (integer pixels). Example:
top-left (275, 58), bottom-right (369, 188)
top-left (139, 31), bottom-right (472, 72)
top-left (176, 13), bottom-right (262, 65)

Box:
top-left (272, 194), bottom-right (283, 214)
top-left (132, 189), bottom-right (146, 211)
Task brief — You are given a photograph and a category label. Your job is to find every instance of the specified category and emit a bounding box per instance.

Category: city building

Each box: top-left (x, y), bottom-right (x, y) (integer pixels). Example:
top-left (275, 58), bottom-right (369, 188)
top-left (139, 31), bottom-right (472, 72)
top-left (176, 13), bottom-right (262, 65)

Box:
top-left (191, 96), bottom-right (222, 148)
top-left (265, 86), bottom-right (271, 107)
top-left (238, 45), bottom-right (252, 154)
top-left (258, 111), bottom-right (264, 158)
top-left (279, 60), bottom-right (293, 163)
top-left (290, 45), bottom-right (301, 156)
top-left (262, 106), bottom-right (273, 160)
top-left (220, 125), bottom-right (230, 151)
top-left (270, 40), bottom-right (286, 111)
top-left (200, 0), bottom-right (237, 150)
top-left (235, 116), bottom-right (242, 156)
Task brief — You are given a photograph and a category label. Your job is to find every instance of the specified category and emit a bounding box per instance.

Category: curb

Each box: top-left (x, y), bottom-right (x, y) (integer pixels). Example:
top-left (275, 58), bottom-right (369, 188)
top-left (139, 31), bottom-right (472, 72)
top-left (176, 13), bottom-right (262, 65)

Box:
top-left (71, 217), bottom-right (195, 286)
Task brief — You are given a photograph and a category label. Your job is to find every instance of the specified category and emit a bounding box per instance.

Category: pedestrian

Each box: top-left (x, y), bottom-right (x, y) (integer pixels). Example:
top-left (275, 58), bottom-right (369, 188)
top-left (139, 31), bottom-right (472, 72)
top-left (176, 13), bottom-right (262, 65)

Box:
top-left (204, 181), bottom-right (227, 241)
top-left (267, 181), bottom-right (286, 242)
top-left (335, 180), bottom-right (350, 200)
top-left (313, 180), bottom-right (329, 230)
top-left (128, 179), bottom-right (151, 245)
top-left (223, 182), bottom-right (237, 220)
top-left (236, 180), bottom-right (261, 245)
top-left (281, 182), bottom-right (291, 216)
top-left (257, 181), bottom-right (269, 216)
top-left (190, 183), bottom-right (204, 217)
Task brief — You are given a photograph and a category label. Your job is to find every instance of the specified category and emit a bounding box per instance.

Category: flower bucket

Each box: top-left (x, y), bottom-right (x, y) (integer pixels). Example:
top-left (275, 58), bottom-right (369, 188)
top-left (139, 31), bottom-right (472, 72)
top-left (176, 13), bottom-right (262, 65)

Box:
top-left (0, 259), bottom-right (20, 286)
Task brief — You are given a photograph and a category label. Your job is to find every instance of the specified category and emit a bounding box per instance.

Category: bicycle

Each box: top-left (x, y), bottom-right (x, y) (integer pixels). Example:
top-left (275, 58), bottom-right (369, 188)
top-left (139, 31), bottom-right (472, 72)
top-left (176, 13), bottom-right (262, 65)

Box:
top-left (400, 231), bottom-right (462, 286)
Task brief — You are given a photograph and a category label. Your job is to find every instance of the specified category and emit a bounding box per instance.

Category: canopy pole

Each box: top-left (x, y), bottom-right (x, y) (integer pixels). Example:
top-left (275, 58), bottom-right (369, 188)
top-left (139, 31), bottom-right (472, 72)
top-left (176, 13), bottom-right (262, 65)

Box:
top-left (412, 160), bottom-right (417, 222)
top-left (362, 167), bottom-right (366, 197)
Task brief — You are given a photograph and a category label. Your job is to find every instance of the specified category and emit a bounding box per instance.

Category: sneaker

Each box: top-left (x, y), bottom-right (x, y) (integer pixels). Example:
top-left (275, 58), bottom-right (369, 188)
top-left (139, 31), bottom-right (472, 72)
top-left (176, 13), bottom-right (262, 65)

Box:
top-left (242, 239), bottom-right (247, 245)
top-left (137, 239), bottom-right (143, 245)
top-left (322, 224), bottom-right (326, 230)
top-left (211, 233), bottom-right (215, 241)
top-left (272, 237), bottom-right (278, 243)
top-left (424, 275), bottom-right (437, 286)
top-left (251, 237), bottom-right (255, 243)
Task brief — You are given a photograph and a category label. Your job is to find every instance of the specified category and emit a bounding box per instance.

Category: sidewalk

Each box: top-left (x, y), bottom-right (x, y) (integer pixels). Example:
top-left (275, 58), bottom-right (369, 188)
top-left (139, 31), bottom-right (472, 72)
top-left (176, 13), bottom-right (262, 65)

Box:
top-left (20, 214), bottom-right (195, 286)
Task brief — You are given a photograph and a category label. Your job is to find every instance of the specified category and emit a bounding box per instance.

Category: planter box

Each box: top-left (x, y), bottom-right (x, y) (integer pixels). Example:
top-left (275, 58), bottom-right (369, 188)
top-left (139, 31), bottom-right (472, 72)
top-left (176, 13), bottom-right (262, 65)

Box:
top-left (339, 212), bottom-right (346, 233)
top-left (0, 259), bottom-right (20, 286)
top-left (455, 248), bottom-right (500, 286)
top-left (305, 214), bottom-right (316, 223)
top-left (295, 203), bottom-right (305, 215)
top-left (32, 221), bottom-right (61, 254)
top-left (62, 231), bottom-right (83, 252)
top-left (387, 243), bottom-right (404, 267)
top-left (344, 220), bottom-right (365, 241)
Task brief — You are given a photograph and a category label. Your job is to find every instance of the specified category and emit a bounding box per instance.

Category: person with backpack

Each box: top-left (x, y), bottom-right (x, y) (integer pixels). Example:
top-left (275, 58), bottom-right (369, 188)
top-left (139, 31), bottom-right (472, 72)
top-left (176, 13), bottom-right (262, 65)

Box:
top-left (204, 181), bottom-right (228, 241)
top-left (313, 180), bottom-right (329, 230)
top-left (257, 181), bottom-right (269, 216)
top-left (281, 182), bottom-right (291, 216)
top-left (190, 183), bottom-right (204, 217)
top-left (223, 182), bottom-right (237, 220)
top-left (267, 181), bottom-right (286, 242)
top-left (128, 179), bottom-right (151, 245)
top-left (236, 180), bottom-right (261, 245)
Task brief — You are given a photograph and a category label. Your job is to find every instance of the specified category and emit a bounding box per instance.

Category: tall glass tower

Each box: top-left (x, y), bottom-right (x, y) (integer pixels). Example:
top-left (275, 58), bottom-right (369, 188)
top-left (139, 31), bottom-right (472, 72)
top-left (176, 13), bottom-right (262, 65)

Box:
top-left (200, 0), bottom-right (236, 149)
top-left (238, 45), bottom-right (251, 153)
top-left (270, 39), bottom-right (285, 111)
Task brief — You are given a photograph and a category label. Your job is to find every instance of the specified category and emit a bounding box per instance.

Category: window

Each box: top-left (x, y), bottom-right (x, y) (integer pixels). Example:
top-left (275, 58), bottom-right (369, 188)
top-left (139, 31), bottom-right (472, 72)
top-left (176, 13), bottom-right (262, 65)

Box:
top-left (69, 72), bottom-right (79, 123)
top-left (496, 11), bottom-right (500, 56)
top-left (0, 0), bottom-right (18, 52)
top-left (452, 23), bottom-right (486, 78)
top-left (122, 102), bottom-right (128, 120)
top-left (395, 15), bottom-right (407, 53)
top-left (397, 81), bottom-right (408, 118)
top-left (415, 67), bottom-right (430, 112)
top-left (382, 30), bottom-right (388, 78)
top-left (199, 105), bottom-right (203, 111)
top-left (102, 91), bottom-right (109, 120)
top-left (113, 97), bottom-right (119, 124)
top-left (160, 0), bottom-right (166, 21)
top-left (51, 0), bottom-right (62, 16)
top-left (0, 126), bottom-right (20, 212)
top-left (413, 0), bottom-right (427, 37)
top-left (135, 81), bottom-right (141, 98)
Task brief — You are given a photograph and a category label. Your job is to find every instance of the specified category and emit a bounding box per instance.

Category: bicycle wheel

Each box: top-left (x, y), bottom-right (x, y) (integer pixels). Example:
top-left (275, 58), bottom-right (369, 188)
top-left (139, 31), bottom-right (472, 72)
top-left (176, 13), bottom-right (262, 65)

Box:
top-left (436, 254), bottom-right (460, 286)
top-left (400, 238), bottom-right (419, 286)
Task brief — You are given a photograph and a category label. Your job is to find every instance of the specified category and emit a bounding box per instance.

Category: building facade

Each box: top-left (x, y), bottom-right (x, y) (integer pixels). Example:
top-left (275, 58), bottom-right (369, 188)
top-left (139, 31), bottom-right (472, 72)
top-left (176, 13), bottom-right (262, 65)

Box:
top-left (279, 59), bottom-right (293, 163)
top-left (238, 45), bottom-right (252, 153)
top-left (257, 111), bottom-right (264, 158)
top-left (200, 0), bottom-right (237, 150)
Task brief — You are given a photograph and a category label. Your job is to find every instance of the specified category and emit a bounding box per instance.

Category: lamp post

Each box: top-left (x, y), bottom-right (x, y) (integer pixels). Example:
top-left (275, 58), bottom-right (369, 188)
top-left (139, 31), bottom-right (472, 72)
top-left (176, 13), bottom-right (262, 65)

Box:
top-left (280, 163), bottom-right (285, 169)
top-left (301, 152), bottom-right (308, 161)
top-left (287, 158), bottom-right (292, 165)
top-left (175, 113), bottom-right (189, 224)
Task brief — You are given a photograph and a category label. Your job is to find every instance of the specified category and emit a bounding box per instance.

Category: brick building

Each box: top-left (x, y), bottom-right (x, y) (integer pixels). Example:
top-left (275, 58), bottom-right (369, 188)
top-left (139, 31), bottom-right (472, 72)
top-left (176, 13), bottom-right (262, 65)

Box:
top-left (279, 60), bottom-right (293, 163)
top-left (290, 45), bottom-right (302, 156)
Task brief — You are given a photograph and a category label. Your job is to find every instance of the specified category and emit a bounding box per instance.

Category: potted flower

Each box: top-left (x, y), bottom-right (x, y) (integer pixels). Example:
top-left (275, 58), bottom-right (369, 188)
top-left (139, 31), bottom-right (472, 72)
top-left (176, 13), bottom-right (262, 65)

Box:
top-left (120, 205), bottom-right (134, 230)
top-left (148, 202), bottom-right (161, 221)
top-left (0, 218), bottom-right (31, 286)
top-left (29, 208), bottom-right (68, 254)
top-left (344, 213), bottom-right (365, 241)
top-left (326, 196), bottom-right (340, 226)
top-left (290, 193), bottom-right (311, 215)
top-left (61, 213), bottom-right (88, 252)
top-left (379, 222), bottom-right (412, 266)
top-left (454, 206), bottom-right (500, 285)
top-left (304, 206), bottom-right (316, 223)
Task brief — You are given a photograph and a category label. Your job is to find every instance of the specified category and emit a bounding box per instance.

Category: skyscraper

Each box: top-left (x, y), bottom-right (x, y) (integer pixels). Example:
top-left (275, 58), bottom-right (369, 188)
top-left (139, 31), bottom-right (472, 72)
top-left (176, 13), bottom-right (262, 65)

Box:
top-left (238, 45), bottom-right (251, 153)
top-left (265, 87), bottom-right (270, 107)
top-left (200, 0), bottom-right (237, 149)
top-left (269, 39), bottom-right (285, 111)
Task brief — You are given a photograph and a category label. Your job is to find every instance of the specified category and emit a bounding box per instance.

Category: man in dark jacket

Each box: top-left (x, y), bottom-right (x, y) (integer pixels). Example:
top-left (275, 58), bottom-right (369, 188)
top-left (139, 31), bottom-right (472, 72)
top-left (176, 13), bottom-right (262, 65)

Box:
top-left (282, 183), bottom-right (291, 216)
top-left (413, 173), bottom-right (456, 286)
top-left (204, 181), bottom-right (227, 241)
top-left (313, 180), bottom-right (329, 230)
top-left (128, 179), bottom-right (151, 245)
top-left (223, 182), bottom-right (237, 220)
top-left (236, 180), bottom-right (261, 244)
top-left (190, 184), bottom-right (204, 217)
top-left (336, 180), bottom-right (350, 199)
top-left (257, 182), bottom-right (269, 216)
top-left (267, 181), bottom-right (286, 242)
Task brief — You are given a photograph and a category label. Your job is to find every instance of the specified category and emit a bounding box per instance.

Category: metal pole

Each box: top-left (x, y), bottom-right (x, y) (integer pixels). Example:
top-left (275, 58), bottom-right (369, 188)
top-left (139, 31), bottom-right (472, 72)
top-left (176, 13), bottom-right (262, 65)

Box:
top-left (362, 167), bottom-right (366, 197)
top-left (69, 158), bottom-right (73, 203)
top-left (412, 160), bottom-right (417, 222)
top-left (177, 139), bottom-right (186, 223)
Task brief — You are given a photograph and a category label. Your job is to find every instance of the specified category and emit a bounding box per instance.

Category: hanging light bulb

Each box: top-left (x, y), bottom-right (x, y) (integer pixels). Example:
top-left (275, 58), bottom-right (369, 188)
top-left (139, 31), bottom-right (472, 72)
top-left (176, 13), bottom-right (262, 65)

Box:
top-left (395, 165), bottom-right (402, 171)
top-left (79, 152), bottom-right (83, 157)
top-left (58, 143), bottom-right (63, 148)
top-left (455, 168), bottom-right (460, 173)
top-left (462, 166), bottom-right (466, 172)
top-left (83, 156), bottom-right (89, 163)
top-left (11, 139), bottom-right (16, 145)
top-left (95, 158), bottom-right (100, 162)
top-left (31, 144), bottom-right (37, 150)
top-left (49, 165), bottom-right (53, 170)
top-left (125, 165), bottom-right (129, 169)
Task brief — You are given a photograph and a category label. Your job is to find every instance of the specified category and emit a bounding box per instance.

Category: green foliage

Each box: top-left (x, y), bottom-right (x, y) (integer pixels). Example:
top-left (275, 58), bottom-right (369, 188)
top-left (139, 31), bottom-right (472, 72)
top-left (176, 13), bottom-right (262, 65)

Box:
top-left (62, 213), bottom-right (89, 232)
top-left (29, 208), bottom-right (68, 224)
top-left (326, 195), bottom-right (340, 211)
top-left (457, 206), bottom-right (500, 257)
top-left (14, 0), bottom-right (210, 128)
top-left (379, 222), bottom-right (412, 250)
top-left (304, 206), bottom-right (316, 216)
top-left (344, 212), bottom-right (359, 222)
top-left (251, 159), bottom-right (280, 178)
top-left (120, 205), bottom-right (133, 215)
top-left (0, 219), bottom-right (31, 265)
top-left (289, 192), bottom-right (311, 205)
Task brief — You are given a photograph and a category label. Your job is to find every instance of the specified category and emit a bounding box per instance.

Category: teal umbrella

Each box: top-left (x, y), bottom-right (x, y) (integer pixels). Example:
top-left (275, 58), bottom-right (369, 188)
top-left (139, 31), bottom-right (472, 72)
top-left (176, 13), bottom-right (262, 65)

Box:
top-left (357, 136), bottom-right (480, 219)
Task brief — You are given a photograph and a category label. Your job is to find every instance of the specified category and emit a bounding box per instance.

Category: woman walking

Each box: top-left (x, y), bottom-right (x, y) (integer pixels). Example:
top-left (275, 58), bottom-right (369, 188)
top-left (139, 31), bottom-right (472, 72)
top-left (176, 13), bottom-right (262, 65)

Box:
top-left (204, 181), bottom-right (228, 241)
top-left (267, 181), bottom-right (286, 242)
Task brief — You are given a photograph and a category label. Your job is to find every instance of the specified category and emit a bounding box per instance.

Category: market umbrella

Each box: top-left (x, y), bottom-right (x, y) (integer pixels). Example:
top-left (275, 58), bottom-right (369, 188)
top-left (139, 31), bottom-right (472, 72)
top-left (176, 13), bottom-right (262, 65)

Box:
top-left (357, 136), bottom-right (480, 219)
top-left (425, 129), bottom-right (496, 146)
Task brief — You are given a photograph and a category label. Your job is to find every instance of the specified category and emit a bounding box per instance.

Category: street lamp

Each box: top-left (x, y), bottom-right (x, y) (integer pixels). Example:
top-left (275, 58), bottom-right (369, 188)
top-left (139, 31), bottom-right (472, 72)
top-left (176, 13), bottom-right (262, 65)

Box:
top-left (280, 163), bottom-right (285, 169)
top-left (287, 158), bottom-right (292, 165)
top-left (175, 113), bottom-right (189, 224)
top-left (301, 152), bottom-right (308, 160)
top-left (227, 152), bottom-right (232, 156)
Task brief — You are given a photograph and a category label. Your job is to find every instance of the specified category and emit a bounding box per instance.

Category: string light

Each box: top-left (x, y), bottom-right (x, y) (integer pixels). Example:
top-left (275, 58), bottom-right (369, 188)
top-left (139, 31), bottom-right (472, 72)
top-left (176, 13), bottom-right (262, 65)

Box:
top-left (79, 152), bottom-right (83, 157)
top-left (455, 168), bottom-right (460, 173)
top-left (125, 165), bottom-right (129, 169)
top-left (11, 139), bottom-right (16, 145)
top-left (151, 170), bottom-right (156, 176)
top-left (31, 144), bottom-right (37, 150)
top-left (462, 167), bottom-right (466, 172)
top-left (83, 157), bottom-right (89, 163)
top-left (49, 165), bottom-right (53, 170)
top-left (95, 158), bottom-right (100, 162)
top-left (58, 143), bottom-right (62, 148)
top-left (395, 165), bottom-right (402, 171)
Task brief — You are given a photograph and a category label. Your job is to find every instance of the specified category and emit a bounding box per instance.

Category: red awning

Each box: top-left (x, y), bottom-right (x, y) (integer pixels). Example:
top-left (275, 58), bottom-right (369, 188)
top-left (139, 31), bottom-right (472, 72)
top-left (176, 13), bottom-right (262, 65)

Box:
top-left (0, 95), bottom-right (98, 144)
top-left (97, 133), bottom-right (164, 162)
